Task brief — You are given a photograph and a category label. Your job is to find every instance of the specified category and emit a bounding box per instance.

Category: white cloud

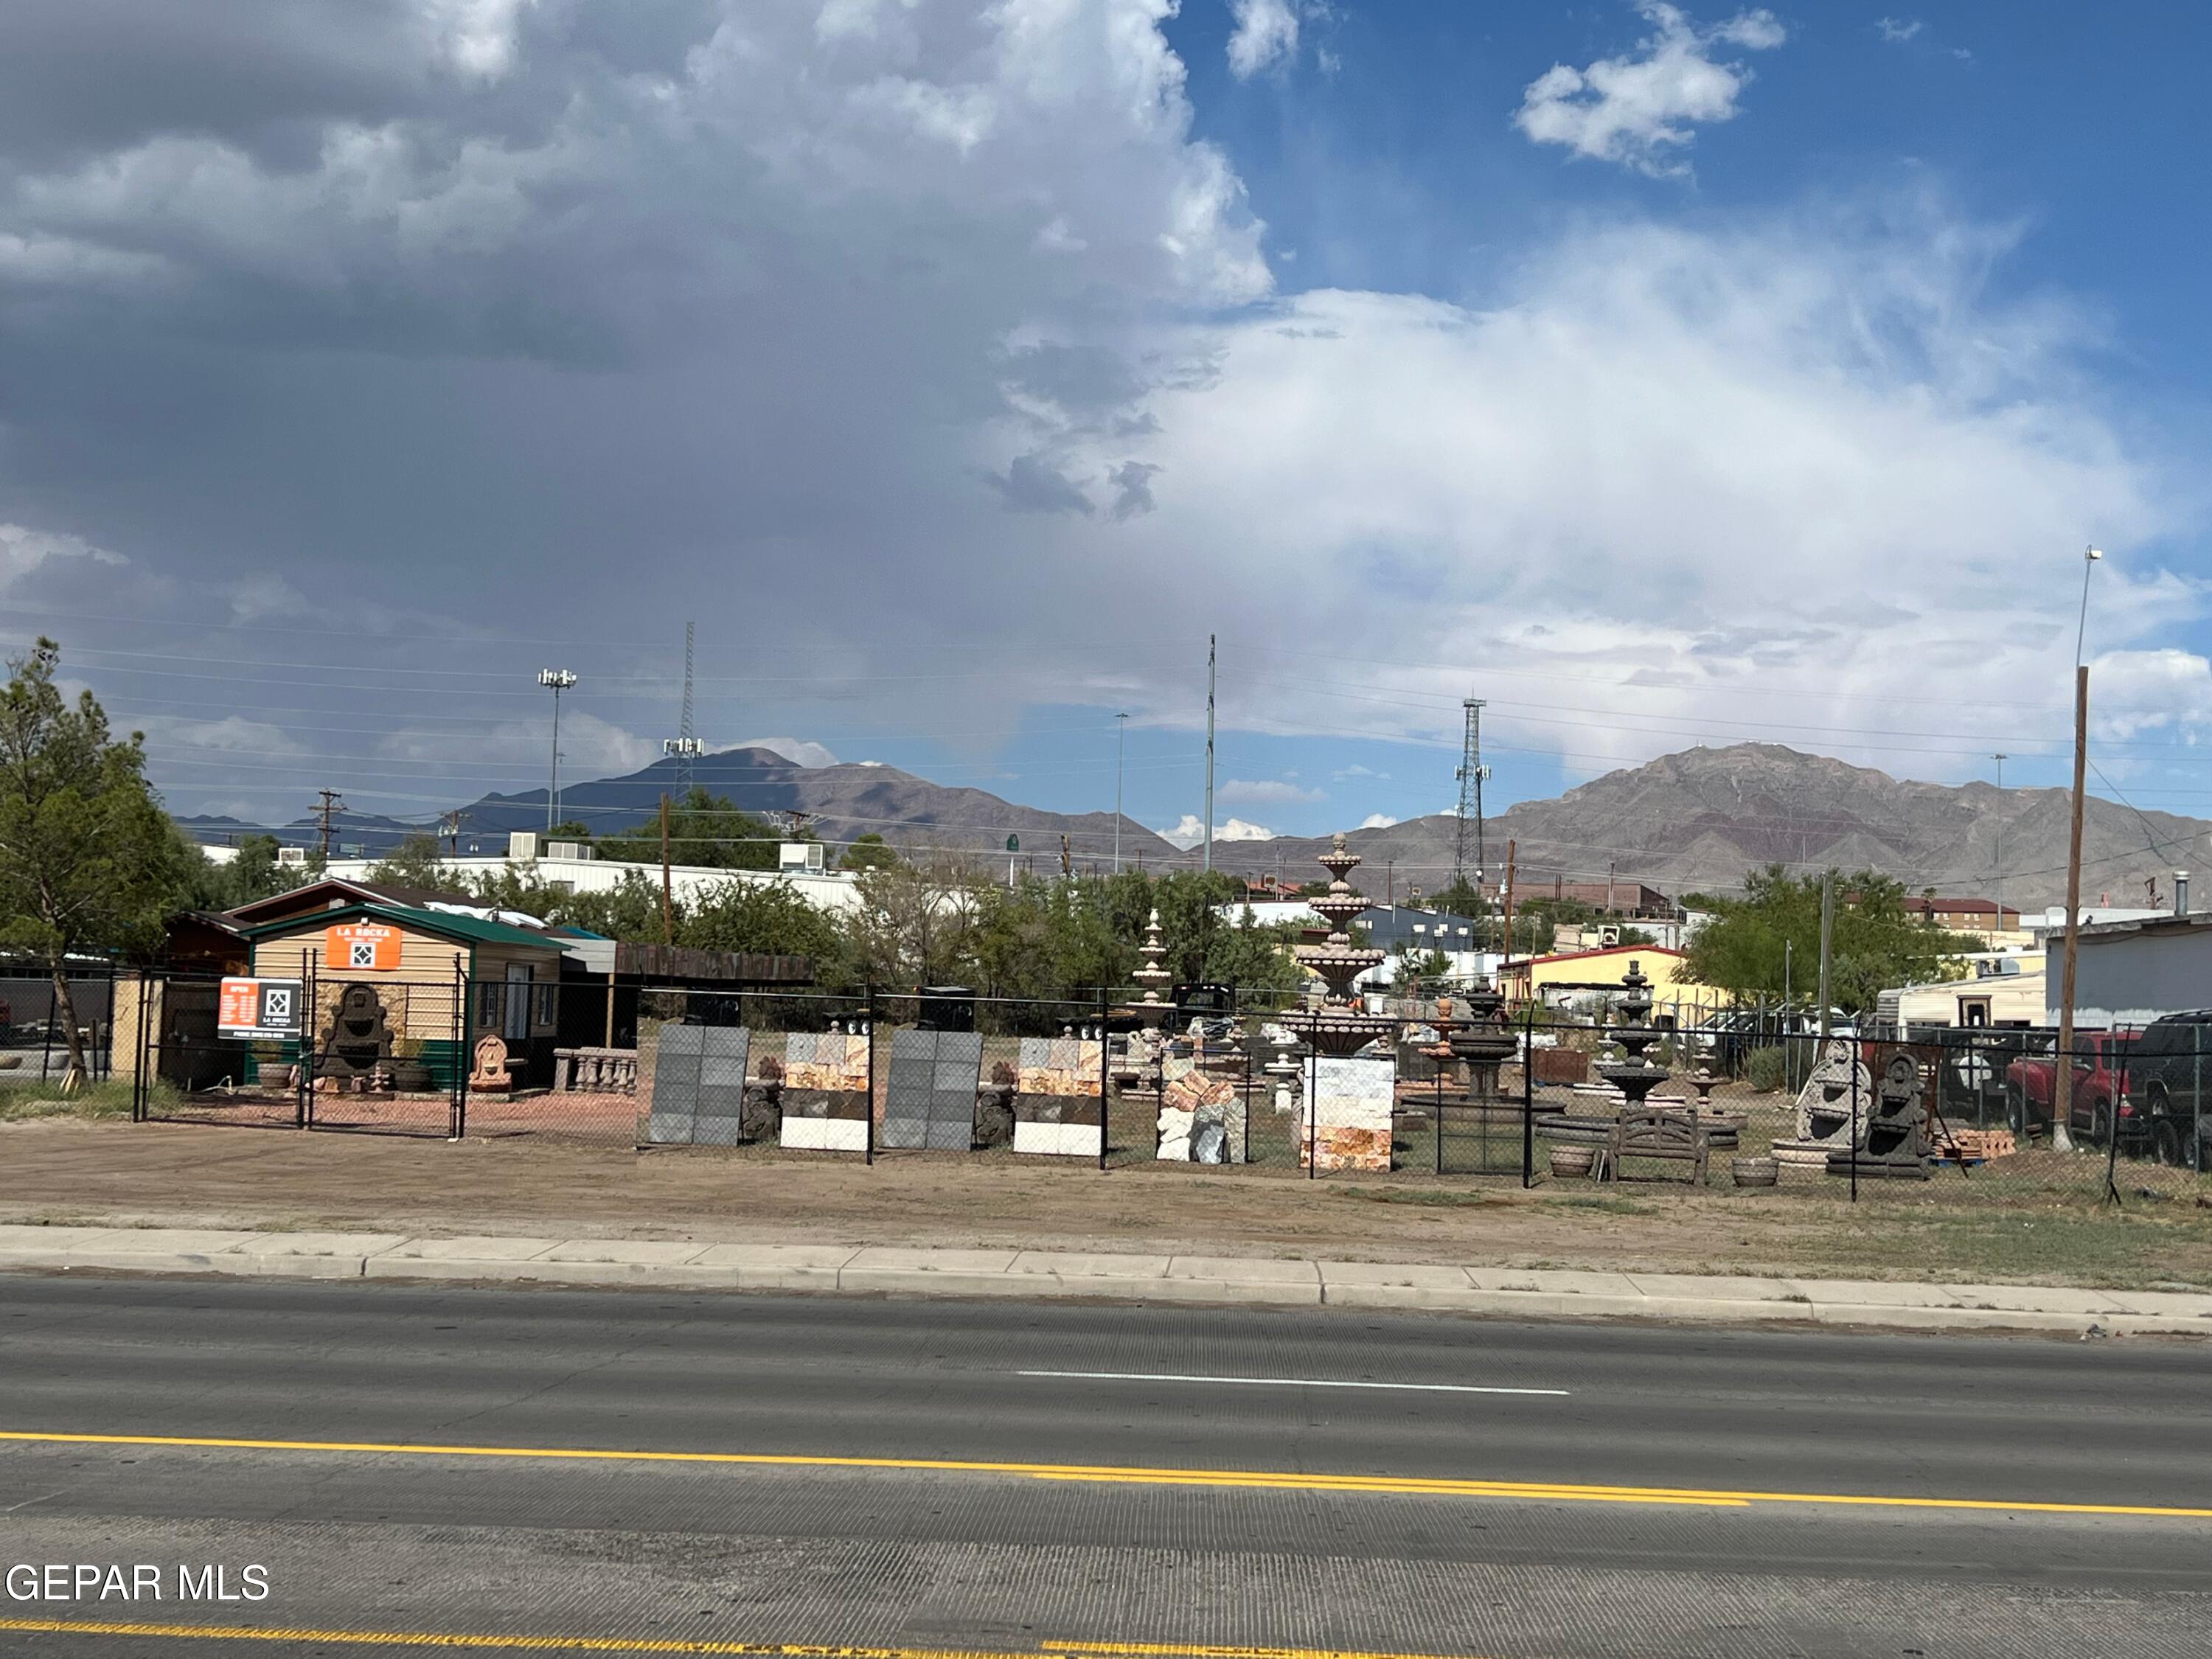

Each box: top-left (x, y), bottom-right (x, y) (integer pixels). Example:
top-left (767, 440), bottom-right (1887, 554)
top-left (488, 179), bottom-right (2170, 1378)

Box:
top-left (1358, 813), bottom-right (1398, 830)
top-left (1219, 776), bottom-right (1324, 803)
top-left (377, 709), bottom-right (656, 780)
top-left (731, 737), bottom-right (840, 768)
top-left (1158, 813), bottom-right (1276, 848)
top-left (1227, 0), bottom-right (1299, 80)
top-left (0, 523), bottom-right (125, 594)
top-left (1877, 17), bottom-right (1924, 44)
top-left (1515, 2), bottom-right (1785, 177)
top-left (421, 0), bottom-right (539, 81)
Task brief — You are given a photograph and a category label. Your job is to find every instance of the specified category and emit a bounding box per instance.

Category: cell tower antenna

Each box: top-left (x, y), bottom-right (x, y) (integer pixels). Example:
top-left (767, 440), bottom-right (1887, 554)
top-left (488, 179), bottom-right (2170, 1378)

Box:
top-left (1454, 698), bottom-right (1489, 891)
top-left (663, 620), bottom-right (703, 792)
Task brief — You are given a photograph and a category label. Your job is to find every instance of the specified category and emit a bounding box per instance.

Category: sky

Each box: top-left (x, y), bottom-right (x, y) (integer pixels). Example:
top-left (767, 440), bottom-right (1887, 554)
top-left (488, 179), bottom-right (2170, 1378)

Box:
top-left (4, 1), bottom-right (2211, 858)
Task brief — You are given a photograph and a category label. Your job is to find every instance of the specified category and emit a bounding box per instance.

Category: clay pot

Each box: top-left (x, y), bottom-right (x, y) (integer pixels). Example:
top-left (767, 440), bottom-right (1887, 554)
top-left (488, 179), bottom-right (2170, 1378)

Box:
top-left (1732, 1156), bottom-right (1778, 1188)
top-left (1550, 1145), bottom-right (1596, 1179)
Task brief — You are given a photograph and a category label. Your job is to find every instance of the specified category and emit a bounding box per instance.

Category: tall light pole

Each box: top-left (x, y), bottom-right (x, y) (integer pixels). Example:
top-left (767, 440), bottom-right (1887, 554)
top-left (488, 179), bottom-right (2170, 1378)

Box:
top-left (1113, 712), bottom-right (1128, 874)
top-left (1203, 635), bottom-right (1216, 874)
top-left (1991, 751), bottom-right (2008, 931)
top-left (2055, 546), bottom-right (2103, 1152)
top-left (538, 668), bottom-right (577, 832)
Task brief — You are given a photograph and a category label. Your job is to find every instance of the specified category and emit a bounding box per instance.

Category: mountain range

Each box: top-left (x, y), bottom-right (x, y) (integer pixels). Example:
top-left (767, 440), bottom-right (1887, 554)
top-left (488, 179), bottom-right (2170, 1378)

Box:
top-left (182, 742), bottom-right (2212, 913)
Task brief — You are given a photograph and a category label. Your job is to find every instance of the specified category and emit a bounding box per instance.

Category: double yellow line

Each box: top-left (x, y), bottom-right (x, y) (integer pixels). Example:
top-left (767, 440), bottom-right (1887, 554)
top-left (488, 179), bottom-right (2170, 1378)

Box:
top-left (2, 1428), bottom-right (2208, 1517)
top-left (0, 1626), bottom-right (1501, 1657)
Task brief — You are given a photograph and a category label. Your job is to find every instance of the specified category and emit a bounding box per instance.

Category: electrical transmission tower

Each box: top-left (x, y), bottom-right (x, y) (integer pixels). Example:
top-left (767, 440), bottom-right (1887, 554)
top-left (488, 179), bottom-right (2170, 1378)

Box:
top-left (663, 620), bottom-right (703, 793)
top-left (1453, 699), bottom-right (1489, 892)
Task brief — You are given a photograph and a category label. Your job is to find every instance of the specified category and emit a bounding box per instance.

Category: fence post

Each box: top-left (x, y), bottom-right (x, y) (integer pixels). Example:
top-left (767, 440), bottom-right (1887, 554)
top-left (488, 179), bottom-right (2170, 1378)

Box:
top-left (1305, 1051), bottom-right (1317, 1180)
top-left (296, 956), bottom-right (314, 1129)
top-left (1098, 984), bottom-right (1110, 1172)
top-left (864, 985), bottom-right (877, 1167)
top-left (1434, 1060), bottom-right (1444, 1178)
top-left (2104, 1026), bottom-right (2124, 1205)
top-left (131, 968), bottom-right (150, 1121)
top-left (1849, 1034), bottom-right (1860, 1204)
top-left (1521, 1005), bottom-right (1536, 1189)
top-left (452, 959), bottom-right (468, 1141)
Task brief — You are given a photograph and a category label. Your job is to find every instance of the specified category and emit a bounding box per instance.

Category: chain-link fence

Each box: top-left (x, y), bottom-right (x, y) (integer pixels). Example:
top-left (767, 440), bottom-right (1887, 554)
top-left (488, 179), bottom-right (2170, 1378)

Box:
top-left (0, 964), bottom-right (117, 1093)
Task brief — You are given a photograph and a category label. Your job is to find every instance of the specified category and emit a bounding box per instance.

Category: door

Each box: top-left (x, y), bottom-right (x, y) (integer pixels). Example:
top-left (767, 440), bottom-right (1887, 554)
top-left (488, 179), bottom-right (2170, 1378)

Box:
top-left (504, 963), bottom-right (532, 1043)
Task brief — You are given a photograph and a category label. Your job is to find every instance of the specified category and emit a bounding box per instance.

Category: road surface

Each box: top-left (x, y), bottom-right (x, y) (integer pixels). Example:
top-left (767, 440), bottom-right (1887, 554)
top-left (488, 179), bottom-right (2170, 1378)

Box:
top-left (0, 1274), bottom-right (2206, 1657)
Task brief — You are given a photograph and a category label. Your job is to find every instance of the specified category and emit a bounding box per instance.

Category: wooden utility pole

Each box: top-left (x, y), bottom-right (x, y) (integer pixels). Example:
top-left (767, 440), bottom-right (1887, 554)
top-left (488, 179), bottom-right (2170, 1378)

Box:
top-left (2054, 664), bottom-right (2090, 1151)
top-left (658, 792), bottom-right (675, 946)
top-left (1817, 872), bottom-right (1834, 1043)
top-left (1500, 839), bottom-right (1518, 969)
top-left (313, 790), bottom-right (346, 858)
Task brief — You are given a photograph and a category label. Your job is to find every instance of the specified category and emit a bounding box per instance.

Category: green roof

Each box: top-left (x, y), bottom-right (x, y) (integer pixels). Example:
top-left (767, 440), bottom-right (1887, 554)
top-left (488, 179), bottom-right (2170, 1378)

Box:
top-left (239, 901), bottom-right (566, 953)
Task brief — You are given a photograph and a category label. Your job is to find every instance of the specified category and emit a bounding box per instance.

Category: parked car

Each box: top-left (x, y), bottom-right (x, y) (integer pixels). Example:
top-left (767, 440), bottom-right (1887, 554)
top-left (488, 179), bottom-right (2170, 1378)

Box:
top-left (2003, 1029), bottom-right (2138, 1142)
top-left (2115, 1011), bottom-right (2212, 1168)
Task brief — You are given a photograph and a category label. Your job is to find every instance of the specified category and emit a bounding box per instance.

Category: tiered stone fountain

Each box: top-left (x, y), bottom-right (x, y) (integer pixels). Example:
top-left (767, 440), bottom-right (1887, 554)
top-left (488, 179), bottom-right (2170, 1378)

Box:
top-left (1446, 975), bottom-right (1517, 1100)
top-left (1594, 960), bottom-right (1670, 1109)
top-left (1281, 834), bottom-right (1397, 1057)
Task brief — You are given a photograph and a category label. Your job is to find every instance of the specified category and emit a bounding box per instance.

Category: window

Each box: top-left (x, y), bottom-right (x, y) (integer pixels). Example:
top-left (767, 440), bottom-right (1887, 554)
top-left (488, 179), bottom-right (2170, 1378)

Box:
top-left (536, 981), bottom-right (557, 1029)
top-left (476, 982), bottom-right (501, 1028)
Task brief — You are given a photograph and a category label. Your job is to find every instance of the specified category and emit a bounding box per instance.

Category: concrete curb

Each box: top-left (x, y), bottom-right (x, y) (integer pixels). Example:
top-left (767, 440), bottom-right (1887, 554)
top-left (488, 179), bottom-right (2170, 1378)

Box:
top-left (3, 1224), bottom-right (2210, 1336)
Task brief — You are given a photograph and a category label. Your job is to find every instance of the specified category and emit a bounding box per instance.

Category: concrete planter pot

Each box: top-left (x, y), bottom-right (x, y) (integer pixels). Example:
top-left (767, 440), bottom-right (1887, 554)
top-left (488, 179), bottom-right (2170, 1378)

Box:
top-left (1550, 1144), bottom-right (1596, 1179)
top-left (1732, 1155), bottom-right (1778, 1188)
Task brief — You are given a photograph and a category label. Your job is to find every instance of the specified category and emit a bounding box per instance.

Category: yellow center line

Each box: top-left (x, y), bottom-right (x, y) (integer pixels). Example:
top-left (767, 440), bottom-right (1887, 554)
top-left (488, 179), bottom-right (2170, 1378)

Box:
top-left (0, 1623), bottom-right (1493, 1658)
top-left (1, 1429), bottom-right (2205, 1519)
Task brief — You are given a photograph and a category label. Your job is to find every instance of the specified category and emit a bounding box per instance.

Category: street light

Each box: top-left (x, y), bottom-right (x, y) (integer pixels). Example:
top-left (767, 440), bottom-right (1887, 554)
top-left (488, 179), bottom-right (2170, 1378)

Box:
top-left (2076, 546), bottom-right (2103, 668)
top-left (538, 669), bottom-right (577, 832)
top-left (1114, 712), bottom-right (1128, 875)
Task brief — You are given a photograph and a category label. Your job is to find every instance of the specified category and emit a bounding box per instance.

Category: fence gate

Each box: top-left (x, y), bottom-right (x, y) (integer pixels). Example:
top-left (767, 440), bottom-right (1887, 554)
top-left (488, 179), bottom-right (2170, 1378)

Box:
top-left (130, 972), bottom-right (305, 1129)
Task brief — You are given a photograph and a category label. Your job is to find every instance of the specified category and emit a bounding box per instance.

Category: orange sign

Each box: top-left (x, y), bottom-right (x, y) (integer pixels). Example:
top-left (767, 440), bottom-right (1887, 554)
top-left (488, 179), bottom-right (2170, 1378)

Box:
top-left (217, 977), bottom-right (302, 1039)
top-left (325, 922), bottom-right (401, 972)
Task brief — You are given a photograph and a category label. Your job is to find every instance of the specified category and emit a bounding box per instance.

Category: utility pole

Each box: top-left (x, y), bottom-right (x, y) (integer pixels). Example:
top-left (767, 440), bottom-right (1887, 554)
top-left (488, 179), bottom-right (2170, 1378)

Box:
top-left (2054, 664), bottom-right (2090, 1152)
top-left (313, 790), bottom-right (347, 859)
top-left (1991, 751), bottom-right (2008, 931)
top-left (1203, 634), bottom-right (1216, 874)
top-left (538, 668), bottom-right (577, 831)
top-left (439, 809), bottom-right (463, 857)
top-left (1500, 839), bottom-right (1518, 971)
top-left (1817, 872), bottom-right (1834, 1043)
top-left (658, 793), bottom-right (675, 945)
top-left (1454, 698), bottom-right (1487, 888)
top-left (1114, 712), bottom-right (1127, 874)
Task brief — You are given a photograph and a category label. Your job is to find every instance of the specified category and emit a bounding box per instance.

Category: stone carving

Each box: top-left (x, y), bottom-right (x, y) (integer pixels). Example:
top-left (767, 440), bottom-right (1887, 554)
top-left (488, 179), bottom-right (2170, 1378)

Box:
top-left (1276, 835), bottom-right (1395, 1172)
top-left (1769, 1039), bottom-right (1873, 1172)
top-left (319, 984), bottom-right (390, 1081)
top-left (554, 1046), bottom-right (639, 1094)
top-left (1827, 1053), bottom-right (1931, 1180)
top-left (469, 1034), bottom-right (512, 1093)
top-left (1594, 961), bottom-right (1669, 1110)
top-left (1301, 1054), bottom-right (1394, 1172)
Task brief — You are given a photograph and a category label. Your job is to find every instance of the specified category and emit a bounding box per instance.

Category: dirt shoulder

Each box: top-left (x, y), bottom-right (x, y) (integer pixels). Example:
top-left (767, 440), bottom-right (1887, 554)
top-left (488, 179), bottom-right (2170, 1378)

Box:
top-left (6, 1119), bottom-right (2211, 1292)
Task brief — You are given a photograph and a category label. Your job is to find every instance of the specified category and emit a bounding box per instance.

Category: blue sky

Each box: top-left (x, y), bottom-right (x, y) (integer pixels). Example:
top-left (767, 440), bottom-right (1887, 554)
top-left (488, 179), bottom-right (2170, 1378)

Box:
top-left (1, 1), bottom-right (2207, 855)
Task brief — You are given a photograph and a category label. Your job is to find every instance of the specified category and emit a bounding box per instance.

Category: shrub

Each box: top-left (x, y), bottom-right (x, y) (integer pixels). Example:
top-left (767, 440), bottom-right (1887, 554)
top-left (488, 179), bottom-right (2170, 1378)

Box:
top-left (1746, 1046), bottom-right (1788, 1093)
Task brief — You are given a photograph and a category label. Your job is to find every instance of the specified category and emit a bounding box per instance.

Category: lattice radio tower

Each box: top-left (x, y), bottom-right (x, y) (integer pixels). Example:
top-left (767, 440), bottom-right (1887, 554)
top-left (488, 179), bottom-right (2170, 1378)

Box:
top-left (663, 620), bottom-right (703, 793)
top-left (1453, 698), bottom-right (1489, 891)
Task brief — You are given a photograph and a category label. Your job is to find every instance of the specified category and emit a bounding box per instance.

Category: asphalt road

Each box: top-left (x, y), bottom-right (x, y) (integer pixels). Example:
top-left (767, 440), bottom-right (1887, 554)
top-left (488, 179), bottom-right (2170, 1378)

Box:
top-left (0, 1274), bottom-right (2208, 1658)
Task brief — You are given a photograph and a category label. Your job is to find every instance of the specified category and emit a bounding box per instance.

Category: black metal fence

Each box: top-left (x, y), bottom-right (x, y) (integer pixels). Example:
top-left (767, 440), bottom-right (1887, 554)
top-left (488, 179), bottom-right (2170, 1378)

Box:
top-left (117, 967), bottom-right (2212, 1204)
top-left (0, 964), bottom-right (118, 1091)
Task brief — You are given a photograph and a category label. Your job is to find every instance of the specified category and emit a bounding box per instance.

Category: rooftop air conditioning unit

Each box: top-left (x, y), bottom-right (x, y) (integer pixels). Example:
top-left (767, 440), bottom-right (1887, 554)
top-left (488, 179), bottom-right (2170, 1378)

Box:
top-left (546, 841), bottom-right (594, 861)
top-left (507, 831), bottom-right (540, 861)
top-left (779, 841), bottom-right (826, 874)
top-left (277, 846), bottom-right (308, 866)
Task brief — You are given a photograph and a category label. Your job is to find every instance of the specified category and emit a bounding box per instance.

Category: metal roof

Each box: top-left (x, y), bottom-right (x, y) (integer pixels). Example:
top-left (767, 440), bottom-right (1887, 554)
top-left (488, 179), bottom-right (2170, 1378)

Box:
top-left (238, 901), bottom-right (564, 953)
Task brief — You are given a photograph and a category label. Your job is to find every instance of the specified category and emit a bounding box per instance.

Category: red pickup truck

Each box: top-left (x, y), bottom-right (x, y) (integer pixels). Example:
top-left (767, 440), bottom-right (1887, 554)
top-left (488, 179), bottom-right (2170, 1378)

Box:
top-left (2003, 1030), bottom-right (2139, 1141)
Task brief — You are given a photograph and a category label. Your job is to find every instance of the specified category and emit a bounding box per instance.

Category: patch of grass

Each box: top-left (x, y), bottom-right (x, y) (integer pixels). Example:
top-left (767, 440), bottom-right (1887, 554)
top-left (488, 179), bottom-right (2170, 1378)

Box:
top-left (0, 1081), bottom-right (140, 1123)
top-left (1540, 1194), bottom-right (1660, 1217)
top-left (1336, 1186), bottom-right (1503, 1208)
top-left (1801, 1200), bottom-right (2212, 1289)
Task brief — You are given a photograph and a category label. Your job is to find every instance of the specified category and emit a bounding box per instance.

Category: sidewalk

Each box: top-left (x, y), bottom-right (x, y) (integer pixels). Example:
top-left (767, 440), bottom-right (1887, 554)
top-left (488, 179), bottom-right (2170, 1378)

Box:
top-left (4, 1222), bottom-right (2211, 1336)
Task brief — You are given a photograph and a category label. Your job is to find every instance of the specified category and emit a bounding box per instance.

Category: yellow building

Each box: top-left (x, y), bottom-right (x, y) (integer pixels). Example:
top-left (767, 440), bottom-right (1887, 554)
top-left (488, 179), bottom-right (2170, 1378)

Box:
top-left (1499, 945), bottom-right (1731, 1023)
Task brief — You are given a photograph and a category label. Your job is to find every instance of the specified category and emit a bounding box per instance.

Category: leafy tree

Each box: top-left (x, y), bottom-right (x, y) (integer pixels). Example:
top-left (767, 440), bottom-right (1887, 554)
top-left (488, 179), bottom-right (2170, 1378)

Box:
top-left (1391, 945), bottom-right (1451, 990)
top-left (1616, 925), bottom-right (1658, 947)
top-left (844, 850), bottom-right (981, 986)
top-left (470, 866), bottom-right (670, 942)
top-left (1678, 864), bottom-right (1976, 1013)
top-left (366, 832), bottom-right (470, 895)
top-left (683, 877), bottom-right (854, 986)
top-left (546, 821), bottom-right (593, 841)
top-left (972, 875), bottom-right (1132, 998)
top-left (594, 786), bottom-right (780, 871)
top-left (0, 639), bottom-right (189, 1084)
top-left (1426, 877), bottom-right (1492, 919)
top-left (838, 832), bottom-right (897, 872)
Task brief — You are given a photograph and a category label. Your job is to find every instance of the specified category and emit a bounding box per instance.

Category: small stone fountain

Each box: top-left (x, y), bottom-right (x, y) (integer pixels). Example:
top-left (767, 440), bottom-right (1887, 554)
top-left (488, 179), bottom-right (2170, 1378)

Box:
top-left (1594, 960), bottom-right (1670, 1110)
top-left (1281, 834), bottom-right (1397, 1057)
top-left (1446, 975), bottom-right (1517, 1099)
top-left (1128, 908), bottom-right (1172, 1017)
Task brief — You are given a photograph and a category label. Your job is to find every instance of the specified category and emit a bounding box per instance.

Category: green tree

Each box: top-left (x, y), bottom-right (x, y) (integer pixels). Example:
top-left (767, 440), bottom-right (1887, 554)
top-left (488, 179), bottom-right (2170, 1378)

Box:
top-left (366, 832), bottom-right (470, 895)
top-left (546, 821), bottom-right (593, 841)
top-left (1391, 945), bottom-right (1451, 990)
top-left (838, 832), bottom-right (897, 872)
top-left (594, 787), bottom-right (781, 870)
top-left (469, 866), bottom-right (670, 942)
top-left (684, 877), bottom-right (853, 985)
top-left (844, 850), bottom-right (981, 986)
top-left (1427, 877), bottom-right (1492, 919)
top-left (1678, 864), bottom-right (1975, 1013)
top-left (0, 640), bottom-right (188, 1083)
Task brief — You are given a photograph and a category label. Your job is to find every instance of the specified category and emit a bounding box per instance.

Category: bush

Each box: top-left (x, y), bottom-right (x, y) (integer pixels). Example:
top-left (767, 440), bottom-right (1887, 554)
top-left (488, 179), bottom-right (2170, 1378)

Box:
top-left (1746, 1046), bottom-right (1789, 1093)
